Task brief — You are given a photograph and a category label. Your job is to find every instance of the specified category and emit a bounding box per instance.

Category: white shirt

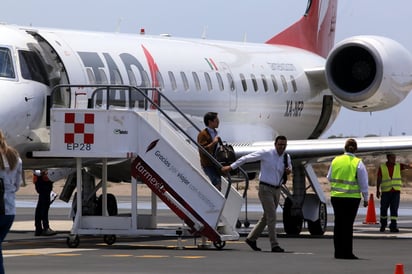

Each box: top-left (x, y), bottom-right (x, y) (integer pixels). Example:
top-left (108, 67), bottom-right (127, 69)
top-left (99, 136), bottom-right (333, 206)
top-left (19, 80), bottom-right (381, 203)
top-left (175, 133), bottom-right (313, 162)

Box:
top-left (230, 148), bottom-right (291, 186)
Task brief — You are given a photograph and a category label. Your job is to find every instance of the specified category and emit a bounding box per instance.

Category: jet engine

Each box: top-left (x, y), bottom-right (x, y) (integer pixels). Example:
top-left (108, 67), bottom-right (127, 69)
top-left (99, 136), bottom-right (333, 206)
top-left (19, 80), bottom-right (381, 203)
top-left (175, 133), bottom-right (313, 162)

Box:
top-left (325, 36), bottom-right (412, 112)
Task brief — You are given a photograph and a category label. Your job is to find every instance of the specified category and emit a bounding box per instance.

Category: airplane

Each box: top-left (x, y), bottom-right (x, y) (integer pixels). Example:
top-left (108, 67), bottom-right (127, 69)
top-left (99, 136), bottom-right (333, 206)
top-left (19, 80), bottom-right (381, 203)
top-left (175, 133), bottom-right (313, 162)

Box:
top-left (2, 0), bottom-right (412, 239)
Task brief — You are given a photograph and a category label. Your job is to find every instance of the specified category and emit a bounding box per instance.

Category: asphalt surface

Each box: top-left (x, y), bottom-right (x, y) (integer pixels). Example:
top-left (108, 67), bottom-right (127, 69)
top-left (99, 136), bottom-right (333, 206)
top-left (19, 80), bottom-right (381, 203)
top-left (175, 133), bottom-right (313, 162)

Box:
top-left (3, 195), bottom-right (412, 274)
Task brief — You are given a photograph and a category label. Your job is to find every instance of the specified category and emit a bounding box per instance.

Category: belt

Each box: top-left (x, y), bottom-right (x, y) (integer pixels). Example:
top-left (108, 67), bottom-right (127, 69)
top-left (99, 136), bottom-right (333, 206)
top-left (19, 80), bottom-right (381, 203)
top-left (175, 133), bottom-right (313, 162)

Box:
top-left (260, 181), bottom-right (280, 189)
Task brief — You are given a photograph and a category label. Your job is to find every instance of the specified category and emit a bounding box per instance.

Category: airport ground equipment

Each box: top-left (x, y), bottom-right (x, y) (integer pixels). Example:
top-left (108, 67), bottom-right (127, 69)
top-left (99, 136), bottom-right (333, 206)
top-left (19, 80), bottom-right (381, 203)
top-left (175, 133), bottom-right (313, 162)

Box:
top-left (34, 85), bottom-right (245, 248)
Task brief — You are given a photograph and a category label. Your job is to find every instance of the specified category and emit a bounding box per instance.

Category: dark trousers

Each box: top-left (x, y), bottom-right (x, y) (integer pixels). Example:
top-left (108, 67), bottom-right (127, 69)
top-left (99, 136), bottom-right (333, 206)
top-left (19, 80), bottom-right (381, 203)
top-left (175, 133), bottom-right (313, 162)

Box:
top-left (380, 191), bottom-right (400, 228)
top-left (0, 215), bottom-right (14, 274)
top-left (331, 197), bottom-right (360, 258)
top-left (35, 182), bottom-right (52, 233)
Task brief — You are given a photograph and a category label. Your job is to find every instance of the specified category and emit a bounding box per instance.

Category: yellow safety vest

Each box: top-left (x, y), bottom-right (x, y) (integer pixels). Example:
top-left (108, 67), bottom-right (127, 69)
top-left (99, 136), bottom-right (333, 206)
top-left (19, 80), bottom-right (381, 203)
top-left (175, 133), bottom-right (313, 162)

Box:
top-left (330, 154), bottom-right (361, 198)
top-left (380, 163), bottom-right (402, 192)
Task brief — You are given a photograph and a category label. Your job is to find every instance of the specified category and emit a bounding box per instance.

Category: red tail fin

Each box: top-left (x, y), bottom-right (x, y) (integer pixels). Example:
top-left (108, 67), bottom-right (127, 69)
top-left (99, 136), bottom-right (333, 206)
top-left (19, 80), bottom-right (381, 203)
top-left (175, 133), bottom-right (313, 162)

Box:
top-left (265, 0), bottom-right (338, 58)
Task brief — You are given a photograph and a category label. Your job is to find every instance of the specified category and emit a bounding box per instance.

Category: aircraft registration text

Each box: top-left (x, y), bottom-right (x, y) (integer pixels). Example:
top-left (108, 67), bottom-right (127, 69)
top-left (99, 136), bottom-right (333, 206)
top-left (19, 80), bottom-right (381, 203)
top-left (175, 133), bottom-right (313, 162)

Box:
top-left (284, 100), bottom-right (304, 117)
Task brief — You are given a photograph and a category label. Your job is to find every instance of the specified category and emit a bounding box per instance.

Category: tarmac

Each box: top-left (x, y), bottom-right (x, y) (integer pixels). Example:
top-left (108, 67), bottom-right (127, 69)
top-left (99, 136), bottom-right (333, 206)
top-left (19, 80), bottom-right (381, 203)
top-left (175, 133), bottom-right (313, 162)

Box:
top-left (4, 195), bottom-right (412, 274)
top-left (9, 195), bottom-right (412, 240)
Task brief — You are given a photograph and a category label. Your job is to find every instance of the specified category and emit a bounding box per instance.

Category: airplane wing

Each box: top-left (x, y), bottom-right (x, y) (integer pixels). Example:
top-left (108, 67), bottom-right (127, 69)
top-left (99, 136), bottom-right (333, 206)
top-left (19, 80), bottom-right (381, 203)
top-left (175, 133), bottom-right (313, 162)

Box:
top-left (233, 136), bottom-right (412, 163)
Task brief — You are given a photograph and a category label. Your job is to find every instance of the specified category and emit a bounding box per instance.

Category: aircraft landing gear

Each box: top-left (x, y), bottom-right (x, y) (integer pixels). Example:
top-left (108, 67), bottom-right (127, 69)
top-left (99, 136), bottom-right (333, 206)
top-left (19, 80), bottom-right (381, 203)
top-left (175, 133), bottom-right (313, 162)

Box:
top-left (282, 197), bottom-right (303, 235)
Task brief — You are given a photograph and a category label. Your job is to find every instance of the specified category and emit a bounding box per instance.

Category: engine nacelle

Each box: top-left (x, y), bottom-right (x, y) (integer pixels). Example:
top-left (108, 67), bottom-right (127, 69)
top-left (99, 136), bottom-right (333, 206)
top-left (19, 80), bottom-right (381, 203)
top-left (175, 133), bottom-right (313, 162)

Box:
top-left (325, 36), bottom-right (412, 112)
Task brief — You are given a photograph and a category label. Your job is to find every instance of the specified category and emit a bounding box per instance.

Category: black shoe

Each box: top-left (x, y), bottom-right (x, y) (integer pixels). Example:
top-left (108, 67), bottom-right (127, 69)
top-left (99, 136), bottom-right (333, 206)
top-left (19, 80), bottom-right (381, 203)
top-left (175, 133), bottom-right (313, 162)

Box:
top-left (41, 228), bottom-right (57, 236)
top-left (271, 246), bottom-right (285, 253)
top-left (34, 231), bottom-right (42, 236)
top-left (245, 239), bottom-right (261, 251)
top-left (379, 226), bottom-right (385, 232)
top-left (390, 227), bottom-right (399, 233)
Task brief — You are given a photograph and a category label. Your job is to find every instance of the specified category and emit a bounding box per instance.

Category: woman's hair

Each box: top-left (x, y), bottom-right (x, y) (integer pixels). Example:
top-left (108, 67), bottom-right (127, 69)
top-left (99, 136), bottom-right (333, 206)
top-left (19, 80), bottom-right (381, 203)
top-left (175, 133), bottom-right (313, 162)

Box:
top-left (344, 138), bottom-right (358, 154)
top-left (0, 131), bottom-right (19, 170)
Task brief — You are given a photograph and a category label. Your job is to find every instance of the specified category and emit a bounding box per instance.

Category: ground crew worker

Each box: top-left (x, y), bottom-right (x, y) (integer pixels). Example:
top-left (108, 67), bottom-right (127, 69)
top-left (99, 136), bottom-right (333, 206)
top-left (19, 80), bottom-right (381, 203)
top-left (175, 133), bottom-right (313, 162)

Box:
top-left (376, 153), bottom-right (412, 232)
top-left (327, 138), bottom-right (368, 260)
top-left (34, 169), bottom-right (57, 236)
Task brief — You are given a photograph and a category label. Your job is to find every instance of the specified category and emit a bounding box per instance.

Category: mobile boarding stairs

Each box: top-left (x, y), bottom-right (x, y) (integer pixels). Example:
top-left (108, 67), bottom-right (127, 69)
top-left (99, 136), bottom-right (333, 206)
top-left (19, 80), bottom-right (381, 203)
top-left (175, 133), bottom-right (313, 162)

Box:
top-left (34, 85), bottom-right (247, 249)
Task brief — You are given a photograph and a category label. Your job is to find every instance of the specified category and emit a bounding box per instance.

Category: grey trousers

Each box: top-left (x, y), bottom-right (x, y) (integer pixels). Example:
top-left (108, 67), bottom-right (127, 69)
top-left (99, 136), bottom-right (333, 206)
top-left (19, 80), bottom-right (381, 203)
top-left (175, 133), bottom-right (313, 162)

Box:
top-left (246, 183), bottom-right (281, 248)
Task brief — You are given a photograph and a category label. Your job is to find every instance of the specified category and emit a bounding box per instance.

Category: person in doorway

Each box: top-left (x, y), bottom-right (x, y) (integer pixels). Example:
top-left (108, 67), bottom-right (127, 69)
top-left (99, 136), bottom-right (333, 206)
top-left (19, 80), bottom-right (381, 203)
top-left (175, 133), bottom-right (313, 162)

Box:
top-left (221, 135), bottom-right (291, 253)
top-left (0, 131), bottom-right (22, 274)
top-left (197, 112), bottom-right (221, 190)
top-left (34, 169), bottom-right (57, 236)
top-left (376, 153), bottom-right (412, 232)
top-left (327, 138), bottom-right (369, 260)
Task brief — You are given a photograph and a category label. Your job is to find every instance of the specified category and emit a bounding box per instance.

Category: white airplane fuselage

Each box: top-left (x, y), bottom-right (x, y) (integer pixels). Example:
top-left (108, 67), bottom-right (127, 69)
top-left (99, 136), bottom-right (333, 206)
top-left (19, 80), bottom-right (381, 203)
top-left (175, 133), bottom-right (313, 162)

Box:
top-left (0, 24), bottom-right (339, 166)
top-left (39, 28), bottom-right (338, 141)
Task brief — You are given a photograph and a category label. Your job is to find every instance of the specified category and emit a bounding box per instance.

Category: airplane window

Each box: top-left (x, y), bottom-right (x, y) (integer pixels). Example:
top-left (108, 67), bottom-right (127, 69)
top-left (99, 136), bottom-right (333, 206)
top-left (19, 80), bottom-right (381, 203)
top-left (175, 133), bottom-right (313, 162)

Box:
top-left (280, 75), bottom-right (288, 92)
top-left (216, 72), bottom-right (224, 91)
top-left (19, 50), bottom-right (49, 85)
top-left (180, 71), bottom-right (189, 91)
top-left (290, 75), bottom-right (297, 92)
top-left (271, 74), bottom-right (279, 92)
top-left (168, 71), bottom-right (177, 91)
top-left (261, 74), bottom-right (268, 92)
top-left (192, 72), bottom-right (201, 91)
top-left (240, 73), bottom-right (247, 92)
top-left (251, 74), bottom-right (258, 92)
top-left (226, 73), bottom-right (235, 91)
top-left (204, 72), bottom-right (213, 91)
top-left (0, 47), bottom-right (15, 79)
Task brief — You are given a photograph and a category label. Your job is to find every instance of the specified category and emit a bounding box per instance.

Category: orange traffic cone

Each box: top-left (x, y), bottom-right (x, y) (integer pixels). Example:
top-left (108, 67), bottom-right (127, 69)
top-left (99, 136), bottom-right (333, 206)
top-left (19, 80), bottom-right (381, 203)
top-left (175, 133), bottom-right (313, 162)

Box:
top-left (394, 264), bottom-right (404, 274)
top-left (363, 193), bottom-right (378, 224)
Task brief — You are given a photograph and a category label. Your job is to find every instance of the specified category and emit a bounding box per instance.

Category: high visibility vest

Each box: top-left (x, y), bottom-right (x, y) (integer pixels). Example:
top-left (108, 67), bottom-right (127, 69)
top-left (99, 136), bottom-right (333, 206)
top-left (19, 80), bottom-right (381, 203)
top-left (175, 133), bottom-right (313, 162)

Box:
top-left (330, 154), bottom-right (362, 198)
top-left (380, 163), bottom-right (402, 192)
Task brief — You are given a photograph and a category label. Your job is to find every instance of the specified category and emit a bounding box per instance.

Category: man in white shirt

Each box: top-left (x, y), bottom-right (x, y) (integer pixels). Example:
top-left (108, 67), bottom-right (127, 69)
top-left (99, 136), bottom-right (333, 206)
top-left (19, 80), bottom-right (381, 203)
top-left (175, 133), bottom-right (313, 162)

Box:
top-left (222, 135), bottom-right (291, 252)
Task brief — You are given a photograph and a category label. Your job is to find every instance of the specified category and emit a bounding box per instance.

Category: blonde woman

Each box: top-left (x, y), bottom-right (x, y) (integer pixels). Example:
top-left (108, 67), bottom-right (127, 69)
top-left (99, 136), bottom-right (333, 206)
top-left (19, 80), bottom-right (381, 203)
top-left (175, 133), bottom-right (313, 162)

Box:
top-left (0, 131), bottom-right (22, 274)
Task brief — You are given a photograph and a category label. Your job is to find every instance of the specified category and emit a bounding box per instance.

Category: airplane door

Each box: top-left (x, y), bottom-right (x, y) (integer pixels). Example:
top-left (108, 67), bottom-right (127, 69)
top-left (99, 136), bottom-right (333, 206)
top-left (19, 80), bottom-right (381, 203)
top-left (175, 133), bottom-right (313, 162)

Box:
top-left (219, 62), bottom-right (237, 111)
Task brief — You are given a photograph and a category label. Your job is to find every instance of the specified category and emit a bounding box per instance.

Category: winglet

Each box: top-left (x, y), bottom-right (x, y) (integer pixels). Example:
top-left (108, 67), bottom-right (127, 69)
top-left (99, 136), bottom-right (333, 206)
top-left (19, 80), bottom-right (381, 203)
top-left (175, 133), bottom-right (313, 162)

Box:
top-left (265, 0), bottom-right (338, 58)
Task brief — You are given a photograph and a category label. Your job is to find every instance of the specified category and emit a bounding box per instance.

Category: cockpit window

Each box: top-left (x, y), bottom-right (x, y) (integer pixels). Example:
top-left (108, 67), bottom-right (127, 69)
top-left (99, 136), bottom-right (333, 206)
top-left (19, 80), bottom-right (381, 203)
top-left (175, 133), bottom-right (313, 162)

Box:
top-left (0, 47), bottom-right (15, 79)
top-left (19, 50), bottom-right (49, 85)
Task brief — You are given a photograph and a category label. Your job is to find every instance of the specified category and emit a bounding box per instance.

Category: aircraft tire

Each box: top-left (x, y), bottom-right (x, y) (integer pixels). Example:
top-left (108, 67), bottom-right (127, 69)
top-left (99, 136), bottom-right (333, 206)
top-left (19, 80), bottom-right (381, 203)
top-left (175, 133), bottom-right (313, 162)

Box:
top-left (307, 202), bottom-right (327, 235)
top-left (96, 193), bottom-right (118, 216)
top-left (104, 235), bottom-right (117, 245)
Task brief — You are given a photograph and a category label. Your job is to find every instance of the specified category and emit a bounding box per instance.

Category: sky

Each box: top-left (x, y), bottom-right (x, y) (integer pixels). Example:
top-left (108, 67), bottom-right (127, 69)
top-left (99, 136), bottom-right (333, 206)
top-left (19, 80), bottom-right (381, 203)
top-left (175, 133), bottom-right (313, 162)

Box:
top-left (1, 0), bottom-right (411, 138)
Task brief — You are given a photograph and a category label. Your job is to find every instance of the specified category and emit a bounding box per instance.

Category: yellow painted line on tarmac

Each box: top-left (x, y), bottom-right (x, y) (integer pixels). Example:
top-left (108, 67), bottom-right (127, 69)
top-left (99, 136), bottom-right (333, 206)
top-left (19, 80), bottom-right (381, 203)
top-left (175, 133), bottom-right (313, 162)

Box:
top-left (135, 255), bottom-right (169, 258)
top-left (174, 255), bottom-right (205, 259)
top-left (103, 254), bottom-right (135, 258)
top-left (50, 253), bottom-right (82, 257)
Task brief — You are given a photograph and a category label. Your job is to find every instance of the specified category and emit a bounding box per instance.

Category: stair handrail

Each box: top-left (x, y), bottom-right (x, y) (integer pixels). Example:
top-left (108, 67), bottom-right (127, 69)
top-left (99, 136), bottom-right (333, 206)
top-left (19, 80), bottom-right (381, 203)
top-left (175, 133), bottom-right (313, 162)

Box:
top-left (49, 84), bottom-right (249, 199)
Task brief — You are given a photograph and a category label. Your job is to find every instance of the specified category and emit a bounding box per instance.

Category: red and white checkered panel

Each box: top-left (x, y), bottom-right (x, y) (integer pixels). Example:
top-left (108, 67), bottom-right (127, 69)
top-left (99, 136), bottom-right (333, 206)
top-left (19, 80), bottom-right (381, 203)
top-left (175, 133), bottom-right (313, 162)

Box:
top-left (64, 112), bottom-right (95, 144)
